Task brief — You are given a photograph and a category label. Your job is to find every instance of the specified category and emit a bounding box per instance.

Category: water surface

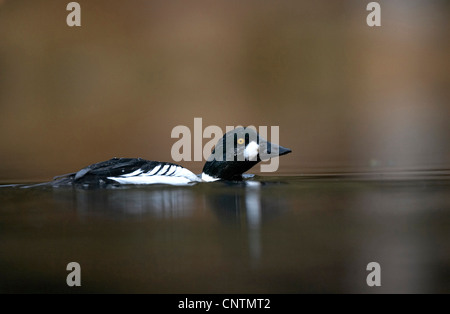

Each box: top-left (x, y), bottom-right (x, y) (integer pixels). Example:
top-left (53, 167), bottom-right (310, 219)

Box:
top-left (1, 174), bottom-right (450, 293)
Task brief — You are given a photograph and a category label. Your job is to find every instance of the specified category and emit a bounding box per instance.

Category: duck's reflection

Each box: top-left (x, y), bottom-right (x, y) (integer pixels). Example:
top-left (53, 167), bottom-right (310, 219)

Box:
top-left (245, 184), bottom-right (262, 262)
top-left (52, 181), bottom-right (287, 264)
top-left (54, 187), bottom-right (196, 218)
top-left (205, 182), bottom-right (287, 264)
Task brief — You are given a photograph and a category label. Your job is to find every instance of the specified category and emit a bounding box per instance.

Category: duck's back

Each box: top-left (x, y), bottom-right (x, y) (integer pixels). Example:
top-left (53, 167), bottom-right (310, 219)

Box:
top-left (52, 158), bottom-right (200, 187)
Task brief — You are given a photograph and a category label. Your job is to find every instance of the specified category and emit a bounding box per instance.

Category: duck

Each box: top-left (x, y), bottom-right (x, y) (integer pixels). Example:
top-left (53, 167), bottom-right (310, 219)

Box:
top-left (49, 127), bottom-right (291, 187)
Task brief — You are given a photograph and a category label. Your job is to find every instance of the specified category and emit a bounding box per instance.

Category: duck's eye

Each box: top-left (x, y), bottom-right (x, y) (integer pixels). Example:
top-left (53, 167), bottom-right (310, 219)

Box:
top-left (237, 138), bottom-right (245, 145)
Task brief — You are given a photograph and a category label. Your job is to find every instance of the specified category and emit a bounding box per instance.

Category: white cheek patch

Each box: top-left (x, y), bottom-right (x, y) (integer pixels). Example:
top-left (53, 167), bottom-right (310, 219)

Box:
top-left (244, 141), bottom-right (259, 161)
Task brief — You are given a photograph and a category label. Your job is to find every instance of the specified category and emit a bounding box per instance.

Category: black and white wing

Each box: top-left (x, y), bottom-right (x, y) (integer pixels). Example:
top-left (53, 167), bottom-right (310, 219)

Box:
top-left (54, 158), bottom-right (200, 187)
top-left (104, 158), bottom-right (200, 185)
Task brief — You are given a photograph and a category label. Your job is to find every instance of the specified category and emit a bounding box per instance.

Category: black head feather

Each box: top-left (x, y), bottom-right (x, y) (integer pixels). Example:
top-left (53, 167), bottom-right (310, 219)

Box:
top-left (202, 127), bottom-right (291, 180)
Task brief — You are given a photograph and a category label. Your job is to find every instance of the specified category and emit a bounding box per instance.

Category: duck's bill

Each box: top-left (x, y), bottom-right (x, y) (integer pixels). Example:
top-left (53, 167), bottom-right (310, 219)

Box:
top-left (276, 145), bottom-right (292, 156)
top-left (259, 141), bottom-right (292, 160)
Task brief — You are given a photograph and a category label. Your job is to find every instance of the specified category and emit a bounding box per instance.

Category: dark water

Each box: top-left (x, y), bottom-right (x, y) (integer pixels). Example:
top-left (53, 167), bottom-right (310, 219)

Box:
top-left (1, 174), bottom-right (450, 293)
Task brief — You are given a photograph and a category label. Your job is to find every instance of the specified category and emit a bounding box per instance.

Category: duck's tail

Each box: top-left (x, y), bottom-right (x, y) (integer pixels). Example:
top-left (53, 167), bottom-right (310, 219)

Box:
top-left (1, 172), bottom-right (78, 189)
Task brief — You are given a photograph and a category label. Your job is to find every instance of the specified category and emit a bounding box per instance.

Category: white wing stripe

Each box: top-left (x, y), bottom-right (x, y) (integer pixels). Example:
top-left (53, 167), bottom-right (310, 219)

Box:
top-left (167, 166), bottom-right (178, 176)
top-left (147, 165), bottom-right (161, 176)
top-left (158, 164), bottom-right (170, 175)
top-left (121, 169), bottom-right (143, 177)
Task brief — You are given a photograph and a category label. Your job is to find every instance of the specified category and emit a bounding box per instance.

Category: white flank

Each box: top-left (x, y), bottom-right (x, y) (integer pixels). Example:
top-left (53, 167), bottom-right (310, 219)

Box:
top-left (201, 172), bottom-right (220, 182)
top-left (107, 165), bottom-right (201, 186)
top-left (170, 166), bottom-right (201, 182)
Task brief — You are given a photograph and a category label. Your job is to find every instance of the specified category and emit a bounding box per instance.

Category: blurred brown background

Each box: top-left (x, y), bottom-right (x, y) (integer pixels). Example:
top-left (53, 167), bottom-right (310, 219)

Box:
top-left (0, 0), bottom-right (449, 181)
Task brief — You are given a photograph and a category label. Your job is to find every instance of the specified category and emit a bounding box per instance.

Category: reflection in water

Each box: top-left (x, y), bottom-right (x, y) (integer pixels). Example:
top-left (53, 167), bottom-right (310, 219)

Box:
top-left (348, 189), bottom-right (432, 293)
top-left (204, 181), bottom-right (287, 265)
top-left (245, 184), bottom-right (262, 262)
top-left (2, 175), bottom-right (449, 293)
top-left (52, 182), bottom-right (286, 265)
top-left (58, 187), bottom-right (196, 218)
top-left (206, 182), bottom-right (266, 263)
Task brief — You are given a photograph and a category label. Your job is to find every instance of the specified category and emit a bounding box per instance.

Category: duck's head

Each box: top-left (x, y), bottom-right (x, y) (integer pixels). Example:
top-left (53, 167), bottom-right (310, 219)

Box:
top-left (201, 127), bottom-right (291, 181)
